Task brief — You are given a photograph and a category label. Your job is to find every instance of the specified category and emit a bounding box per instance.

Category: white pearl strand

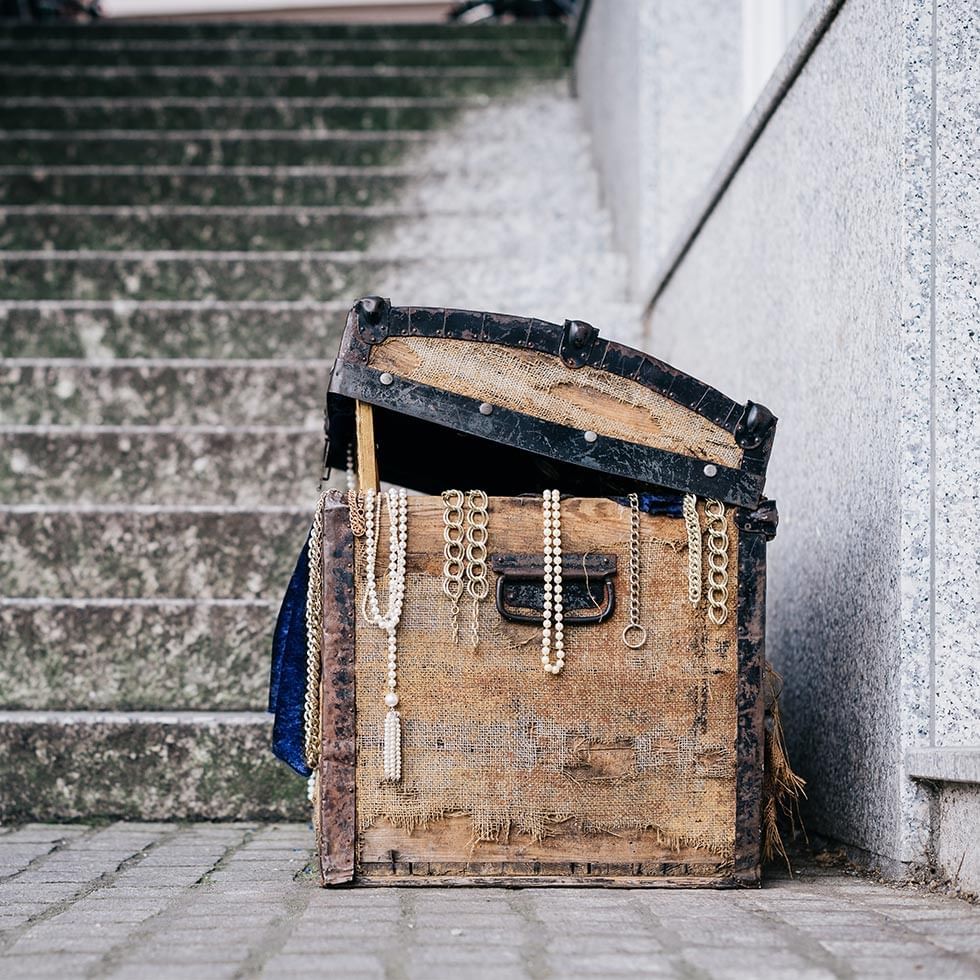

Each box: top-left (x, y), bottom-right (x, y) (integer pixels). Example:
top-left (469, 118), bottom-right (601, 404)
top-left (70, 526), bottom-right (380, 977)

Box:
top-left (361, 487), bottom-right (409, 781)
top-left (540, 489), bottom-right (565, 675)
top-left (345, 444), bottom-right (356, 492)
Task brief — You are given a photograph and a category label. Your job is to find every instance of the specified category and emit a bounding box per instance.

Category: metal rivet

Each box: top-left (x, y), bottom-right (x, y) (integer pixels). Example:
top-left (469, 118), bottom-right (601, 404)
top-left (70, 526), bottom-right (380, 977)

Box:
top-left (704, 463), bottom-right (718, 477)
top-left (583, 430), bottom-right (598, 443)
top-left (379, 372), bottom-right (393, 386)
top-left (479, 402), bottom-right (493, 416)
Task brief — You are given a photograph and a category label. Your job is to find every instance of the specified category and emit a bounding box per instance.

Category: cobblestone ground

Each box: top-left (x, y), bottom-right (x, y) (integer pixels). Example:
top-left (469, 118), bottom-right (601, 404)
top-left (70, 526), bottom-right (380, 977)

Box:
top-left (1, 823), bottom-right (978, 979)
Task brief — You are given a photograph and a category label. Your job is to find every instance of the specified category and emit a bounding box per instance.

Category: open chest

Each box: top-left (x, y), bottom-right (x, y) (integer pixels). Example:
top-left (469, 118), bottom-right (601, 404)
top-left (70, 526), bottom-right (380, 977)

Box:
top-left (309, 297), bottom-right (778, 888)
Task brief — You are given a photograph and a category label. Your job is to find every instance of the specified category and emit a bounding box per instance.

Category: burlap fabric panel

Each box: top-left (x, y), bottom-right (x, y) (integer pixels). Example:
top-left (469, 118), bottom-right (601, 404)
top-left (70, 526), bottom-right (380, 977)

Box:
top-left (354, 496), bottom-right (739, 861)
top-left (369, 336), bottom-right (744, 470)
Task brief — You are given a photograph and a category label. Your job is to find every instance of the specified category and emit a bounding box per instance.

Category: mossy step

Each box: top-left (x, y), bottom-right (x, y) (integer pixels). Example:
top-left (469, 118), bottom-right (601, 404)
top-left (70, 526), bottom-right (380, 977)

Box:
top-left (0, 250), bottom-right (623, 304)
top-left (0, 427), bottom-right (320, 505)
top-left (0, 21), bottom-right (564, 41)
top-left (0, 38), bottom-right (565, 69)
top-left (0, 167), bottom-right (415, 206)
top-left (0, 206), bottom-right (577, 254)
top-left (0, 251), bottom-right (388, 301)
top-left (0, 507), bottom-right (309, 602)
top-left (0, 599), bottom-right (286, 712)
top-left (0, 97), bottom-right (476, 132)
top-left (3, 298), bottom-right (642, 361)
top-left (0, 359), bottom-right (333, 426)
top-left (0, 206), bottom-right (416, 252)
top-left (0, 711), bottom-right (305, 821)
top-left (0, 131), bottom-right (432, 168)
top-left (0, 66), bottom-right (558, 99)
top-left (0, 301), bottom-right (350, 359)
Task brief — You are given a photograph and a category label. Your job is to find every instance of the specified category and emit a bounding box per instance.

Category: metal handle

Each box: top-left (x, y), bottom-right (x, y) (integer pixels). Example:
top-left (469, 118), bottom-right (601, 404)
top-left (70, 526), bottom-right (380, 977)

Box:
top-left (492, 552), bottom-right (617, 626)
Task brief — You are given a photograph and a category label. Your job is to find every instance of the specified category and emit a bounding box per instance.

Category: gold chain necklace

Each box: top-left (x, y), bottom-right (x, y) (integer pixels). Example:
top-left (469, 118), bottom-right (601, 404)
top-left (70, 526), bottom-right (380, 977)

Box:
top-left (464, 490), bottom-right (490, 649)
top-left (303, 490), bottom-right (330, 770)
top-left (622, 493), bottom-right (647, 650)
top-left (441, 489), bottom-right (490, 648)
top-left (682, 493), bottom-right (702, 607)
top-left (441, 490), bottom-right (465, 642)
top-left (705, 498), bottom-right (729, 626)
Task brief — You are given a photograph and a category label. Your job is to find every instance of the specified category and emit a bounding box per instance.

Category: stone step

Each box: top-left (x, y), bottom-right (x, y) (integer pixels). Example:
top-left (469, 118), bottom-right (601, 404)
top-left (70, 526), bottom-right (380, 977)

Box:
top-left (0, 359), bottom-right (332, 426)
top-left (0, 711), bottom-right (306, 821)
top-left (0, 206), bottom-right (401, 253)
top-left (0, 131), bottom-right (432, 168)
top-left (0, 66), bottom-right (558, 99)
top-left (0, 301), bottom-right (350, 359)
top-left (0, 96), bottom-right (480, 132)
top-left (0, 250), bottom-right (382, 301)
top-left (0, 506), bottom-right (309, 602)
top-left (0, 427), bottom-right (321, 505)
top-left (0, 38), bottom-right (565, 69)
top-left (0, 166), bottom-right (414, 207)
top-left (0, 598), bottom-right (283, 711)
top-left (0, 250), bottom-right (622, 303)
top-left (0, 206), bottom-right (596, 253)
top-left (0, 298), bottom-right (643, 360)
top-left (0, 21), bottom-right (564, 41)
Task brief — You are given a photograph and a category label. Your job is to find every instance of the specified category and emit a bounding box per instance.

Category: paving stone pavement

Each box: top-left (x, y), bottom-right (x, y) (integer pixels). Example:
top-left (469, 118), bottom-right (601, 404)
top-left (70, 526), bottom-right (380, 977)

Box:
top-left (0, 823), bottom-right (978, 979)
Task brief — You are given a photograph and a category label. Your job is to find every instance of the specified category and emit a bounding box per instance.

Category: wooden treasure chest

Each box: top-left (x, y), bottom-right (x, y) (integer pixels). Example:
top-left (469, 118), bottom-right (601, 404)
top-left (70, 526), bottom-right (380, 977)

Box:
top-left (297, 297), bottom-right (779, 888)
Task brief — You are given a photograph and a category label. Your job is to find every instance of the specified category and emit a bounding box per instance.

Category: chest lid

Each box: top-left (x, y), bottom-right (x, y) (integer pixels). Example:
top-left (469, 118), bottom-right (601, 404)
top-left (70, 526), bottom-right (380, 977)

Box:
top-left (325, 297), bottom-right (776, 508)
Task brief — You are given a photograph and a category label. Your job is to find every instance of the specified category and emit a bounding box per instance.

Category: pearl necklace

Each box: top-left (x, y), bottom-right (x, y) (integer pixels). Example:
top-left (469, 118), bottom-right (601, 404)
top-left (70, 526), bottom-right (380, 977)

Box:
top-left (362, 487), bottom-right (408, 781)
top-left (541, 489), bottom-right (565, 674)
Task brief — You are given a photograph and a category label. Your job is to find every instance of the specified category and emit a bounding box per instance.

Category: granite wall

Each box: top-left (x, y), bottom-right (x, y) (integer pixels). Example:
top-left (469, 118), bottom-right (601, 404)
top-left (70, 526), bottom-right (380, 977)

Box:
top-left (576, 0), bottom-right (980, 885)
top-left (574, 0), bottom-right (742, 298)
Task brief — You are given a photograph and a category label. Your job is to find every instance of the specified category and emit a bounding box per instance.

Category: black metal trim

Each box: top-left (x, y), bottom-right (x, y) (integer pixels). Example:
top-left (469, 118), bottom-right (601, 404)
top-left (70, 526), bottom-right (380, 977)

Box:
top-left (732, 516), bottom-right (768, 886)
top-left (330, 362), bottom-right (767, 508)
top-left (347, 300), bottom-right (776, 445)
top-left (734, 498), bottom-right (778, 540)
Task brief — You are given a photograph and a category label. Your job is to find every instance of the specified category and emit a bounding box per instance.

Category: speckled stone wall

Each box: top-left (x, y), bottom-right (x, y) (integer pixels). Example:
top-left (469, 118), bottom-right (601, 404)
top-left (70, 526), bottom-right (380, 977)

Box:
top-left (932, 0), bottom-right (980, 749)
top-left (641, 0), bottom-right (933, 867)
top-left (575, 0), bottom-right (743, 300)
top-left (614, 0), bottom-right (980, 877)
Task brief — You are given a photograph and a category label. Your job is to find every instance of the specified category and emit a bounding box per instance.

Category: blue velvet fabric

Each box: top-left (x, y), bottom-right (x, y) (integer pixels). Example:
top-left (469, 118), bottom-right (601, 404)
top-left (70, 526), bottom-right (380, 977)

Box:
top-left (612, 492), bottom-right (684, 517)
top-left (269, 491), bottom-right (683, 776)
top-left (268, 532), bottom-right (313, 778)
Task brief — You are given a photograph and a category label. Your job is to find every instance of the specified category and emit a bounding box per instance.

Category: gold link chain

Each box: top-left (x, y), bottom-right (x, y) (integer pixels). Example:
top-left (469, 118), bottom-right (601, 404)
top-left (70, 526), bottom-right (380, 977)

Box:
top-left (622, 493), bottom-right (647, 649)
top-left (464, 489), bottom-right (490, 649)
top-left (303, 490), bottom-right (329, 770)
top-left (704, 498), bottom-right (730, 626)
top-left (441, 489), bottom-right (466, 643)
top-left (347, 489), bottom-right (366, 537)
top-left (682, 493), bottom-right (702, 606)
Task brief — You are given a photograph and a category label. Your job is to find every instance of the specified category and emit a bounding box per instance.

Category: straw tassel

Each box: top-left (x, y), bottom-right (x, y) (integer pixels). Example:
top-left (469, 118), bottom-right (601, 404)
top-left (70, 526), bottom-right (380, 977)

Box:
top-left (762, 664), bottom-right (807, 869)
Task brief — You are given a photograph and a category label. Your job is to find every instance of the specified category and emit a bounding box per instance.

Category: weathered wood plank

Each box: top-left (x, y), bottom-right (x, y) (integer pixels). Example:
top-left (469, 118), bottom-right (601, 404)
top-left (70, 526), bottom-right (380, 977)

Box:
top-left (355, 399), bottom-right (379, 492)
top-left (360, 813), bottom-right (729, 867)
top-left (355, 869), bottom-right (738, 888)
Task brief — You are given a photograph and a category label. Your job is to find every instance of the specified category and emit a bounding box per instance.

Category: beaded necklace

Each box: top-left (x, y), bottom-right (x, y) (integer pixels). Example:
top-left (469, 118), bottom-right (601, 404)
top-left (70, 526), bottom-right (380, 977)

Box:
top-left (540, 489), bottom-right (565, 674)
top-left (361, 487), bottom-right (409, 781)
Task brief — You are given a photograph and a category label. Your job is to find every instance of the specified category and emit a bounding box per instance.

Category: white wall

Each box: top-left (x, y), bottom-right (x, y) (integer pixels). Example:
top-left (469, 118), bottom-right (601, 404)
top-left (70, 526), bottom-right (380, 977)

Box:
top-left (574, 0), bottom-right (743, 300)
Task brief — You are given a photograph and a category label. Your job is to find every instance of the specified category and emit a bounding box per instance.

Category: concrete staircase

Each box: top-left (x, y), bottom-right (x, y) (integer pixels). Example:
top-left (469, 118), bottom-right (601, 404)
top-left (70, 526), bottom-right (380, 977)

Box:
top-left (0, 18), bottom-right (633, 821)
